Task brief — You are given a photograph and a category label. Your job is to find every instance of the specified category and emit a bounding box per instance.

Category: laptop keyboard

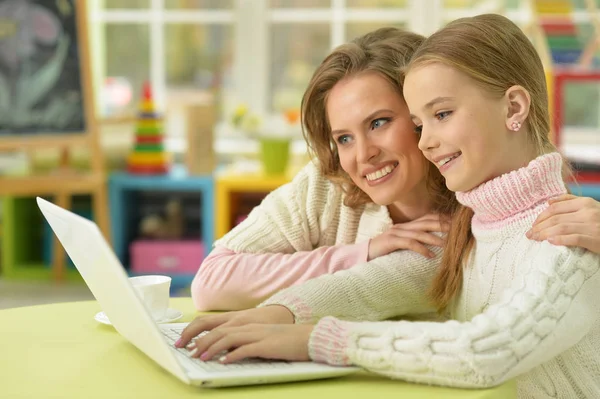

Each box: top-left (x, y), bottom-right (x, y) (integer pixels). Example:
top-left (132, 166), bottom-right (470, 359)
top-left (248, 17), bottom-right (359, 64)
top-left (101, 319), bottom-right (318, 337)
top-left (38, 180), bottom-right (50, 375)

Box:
top-left (161, 327), bottom-right (292, 373)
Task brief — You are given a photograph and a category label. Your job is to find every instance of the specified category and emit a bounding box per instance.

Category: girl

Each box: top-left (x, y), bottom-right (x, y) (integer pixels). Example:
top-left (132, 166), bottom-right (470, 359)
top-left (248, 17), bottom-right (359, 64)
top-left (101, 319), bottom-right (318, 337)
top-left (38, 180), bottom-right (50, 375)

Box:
top-left (179, 14), bottom-right (600, 397)
top-left (191, 28), bottom-right (456, 311)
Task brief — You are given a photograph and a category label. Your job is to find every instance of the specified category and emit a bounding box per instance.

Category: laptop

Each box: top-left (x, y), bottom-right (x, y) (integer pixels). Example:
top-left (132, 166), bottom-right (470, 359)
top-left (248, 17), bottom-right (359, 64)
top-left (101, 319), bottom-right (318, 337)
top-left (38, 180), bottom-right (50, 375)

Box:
top-left (37, 197), bottom-right (360, 387)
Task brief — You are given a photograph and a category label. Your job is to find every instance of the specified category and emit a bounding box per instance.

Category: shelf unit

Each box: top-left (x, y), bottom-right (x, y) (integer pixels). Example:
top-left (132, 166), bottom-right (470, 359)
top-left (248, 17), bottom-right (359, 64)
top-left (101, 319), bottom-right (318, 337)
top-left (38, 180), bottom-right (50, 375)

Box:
top-left (215, 171), bottom-right (294, 240)
top-left (108, 165), bottom-right (214, 289)
top-left (570, 183), bottom-right (600, 199)
top-left (1, 196), bottom-right (83, 281)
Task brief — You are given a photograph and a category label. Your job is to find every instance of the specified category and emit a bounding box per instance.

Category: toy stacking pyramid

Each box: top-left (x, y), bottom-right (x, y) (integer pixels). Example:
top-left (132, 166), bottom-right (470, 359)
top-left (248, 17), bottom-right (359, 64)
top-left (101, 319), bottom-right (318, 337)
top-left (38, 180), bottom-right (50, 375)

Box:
top-left (127, 82), bottom-right (171, 174)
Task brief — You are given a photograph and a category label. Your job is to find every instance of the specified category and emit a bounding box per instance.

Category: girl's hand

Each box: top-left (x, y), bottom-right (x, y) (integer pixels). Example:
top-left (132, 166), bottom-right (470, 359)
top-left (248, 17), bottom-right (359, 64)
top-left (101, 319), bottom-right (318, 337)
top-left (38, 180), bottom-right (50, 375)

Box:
top-left (187, 323), bottom-right (314, 364)
top-left (528, 195), bottom-right (600, 254)
top-left (176, 305), bottom-right (294, 348)
top-left (368, 213), bottom-right (449, 260)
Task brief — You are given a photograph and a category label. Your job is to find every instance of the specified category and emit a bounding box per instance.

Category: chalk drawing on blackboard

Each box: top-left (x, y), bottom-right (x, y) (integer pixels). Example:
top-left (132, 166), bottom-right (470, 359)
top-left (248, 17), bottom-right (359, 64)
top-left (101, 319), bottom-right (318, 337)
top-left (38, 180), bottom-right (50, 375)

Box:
top-left (0, 0), bottom-right (85, 135)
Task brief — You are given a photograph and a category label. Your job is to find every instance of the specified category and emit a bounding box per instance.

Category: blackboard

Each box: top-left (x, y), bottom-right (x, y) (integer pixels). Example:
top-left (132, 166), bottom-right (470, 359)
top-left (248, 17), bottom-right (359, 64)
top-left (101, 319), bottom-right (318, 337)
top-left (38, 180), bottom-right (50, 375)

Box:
top-left (0, 0), bottom-right (86, 135)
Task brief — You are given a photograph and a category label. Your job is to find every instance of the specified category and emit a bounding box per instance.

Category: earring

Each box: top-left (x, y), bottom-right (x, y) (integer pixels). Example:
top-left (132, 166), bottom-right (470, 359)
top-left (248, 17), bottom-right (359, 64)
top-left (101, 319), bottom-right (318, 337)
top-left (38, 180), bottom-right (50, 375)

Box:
top-left (510, 121), bottom-right (522, 131)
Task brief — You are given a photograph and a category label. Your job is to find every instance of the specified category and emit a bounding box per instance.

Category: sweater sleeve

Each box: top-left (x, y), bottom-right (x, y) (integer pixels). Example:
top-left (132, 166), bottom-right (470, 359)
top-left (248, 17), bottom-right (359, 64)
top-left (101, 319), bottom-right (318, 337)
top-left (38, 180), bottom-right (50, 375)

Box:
top-left (214, 162), bottom-right (343, 255)
top-left (259, 242), bottom-right (443, 323)
top-left (308, 244), bottom-right (600, 389)
top-left (191, 241), bottom-right (369, 311)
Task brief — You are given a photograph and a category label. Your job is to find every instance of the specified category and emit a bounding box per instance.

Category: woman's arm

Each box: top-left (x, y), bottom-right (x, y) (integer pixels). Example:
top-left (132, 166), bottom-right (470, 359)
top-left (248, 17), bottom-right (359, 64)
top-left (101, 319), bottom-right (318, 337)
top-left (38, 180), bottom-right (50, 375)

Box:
top-left (195, 213), bottom-right (448, 312)
top-left (308, 244), bottom-right (600, 388)
top-left (191, 242), bottom-right (369, 311)
top-left (528, 194), bottom-right (600, 254)
top-left (214, 163), bottom-right (341, 255)
top-left (259, 240), bottom-right (443, 323)
top-left (190, 162), bottom-right (347, 310)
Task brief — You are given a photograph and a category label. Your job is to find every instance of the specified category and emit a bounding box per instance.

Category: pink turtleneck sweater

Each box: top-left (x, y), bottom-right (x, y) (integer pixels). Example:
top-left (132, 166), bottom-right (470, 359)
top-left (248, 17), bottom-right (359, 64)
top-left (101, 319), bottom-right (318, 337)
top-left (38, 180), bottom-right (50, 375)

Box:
top-left (265, 153), bottom-right (600, 397)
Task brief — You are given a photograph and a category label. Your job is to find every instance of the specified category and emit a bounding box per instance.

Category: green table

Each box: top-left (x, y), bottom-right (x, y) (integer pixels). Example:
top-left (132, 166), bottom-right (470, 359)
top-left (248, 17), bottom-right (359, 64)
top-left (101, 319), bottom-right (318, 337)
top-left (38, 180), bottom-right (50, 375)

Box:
top-left (0, 298), bottom-right (516, 398)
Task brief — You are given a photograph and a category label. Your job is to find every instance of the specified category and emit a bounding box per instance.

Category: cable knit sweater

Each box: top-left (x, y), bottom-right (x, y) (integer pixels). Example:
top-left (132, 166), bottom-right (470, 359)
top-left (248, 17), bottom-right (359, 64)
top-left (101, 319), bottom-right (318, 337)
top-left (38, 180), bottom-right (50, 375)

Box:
top-left (215, 161), bottom-right (390, 253)
top-left (217, 161), bottom-right (443, 321)
top-left (265, 153), bottom-right (600, 397)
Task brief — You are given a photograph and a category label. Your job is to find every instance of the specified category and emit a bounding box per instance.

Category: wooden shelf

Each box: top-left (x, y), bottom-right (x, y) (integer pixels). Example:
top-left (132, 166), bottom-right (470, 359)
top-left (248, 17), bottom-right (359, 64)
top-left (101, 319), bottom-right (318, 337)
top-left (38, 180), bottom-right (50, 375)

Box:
top-left (0, 173), bottom-right (105, 196)
top-left (215, 171), bottom-right (294, 239)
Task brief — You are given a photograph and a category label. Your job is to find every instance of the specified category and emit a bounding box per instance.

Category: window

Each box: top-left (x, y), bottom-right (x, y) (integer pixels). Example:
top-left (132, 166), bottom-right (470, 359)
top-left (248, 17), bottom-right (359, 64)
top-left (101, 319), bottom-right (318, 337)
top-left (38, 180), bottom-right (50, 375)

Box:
top-left (90, 0), bottom-right (599, 156)
top-left (91, 0), bottom-right (233, 121)
top-left (91, 0), bottom-right (416, 126)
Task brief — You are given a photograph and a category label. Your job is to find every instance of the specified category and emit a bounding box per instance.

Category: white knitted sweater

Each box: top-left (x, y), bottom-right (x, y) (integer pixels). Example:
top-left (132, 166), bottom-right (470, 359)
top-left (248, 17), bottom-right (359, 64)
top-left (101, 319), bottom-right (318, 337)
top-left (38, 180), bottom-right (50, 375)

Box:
top-left (219, 161), bottom-right (442, 321)
top-left (266, 153), bottom-right (600, 397)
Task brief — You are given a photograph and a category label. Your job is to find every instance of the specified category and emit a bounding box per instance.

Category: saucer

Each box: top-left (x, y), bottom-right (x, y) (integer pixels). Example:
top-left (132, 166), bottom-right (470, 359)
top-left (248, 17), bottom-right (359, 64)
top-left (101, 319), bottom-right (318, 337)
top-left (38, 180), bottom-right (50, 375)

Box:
top-left (94, 308), bottom-right (183, 325)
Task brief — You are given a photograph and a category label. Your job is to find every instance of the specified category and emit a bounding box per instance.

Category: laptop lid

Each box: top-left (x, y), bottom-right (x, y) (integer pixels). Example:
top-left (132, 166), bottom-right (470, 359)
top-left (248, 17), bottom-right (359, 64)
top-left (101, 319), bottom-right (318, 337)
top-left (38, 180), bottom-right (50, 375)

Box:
top-left (36, 197), bottom-right (189, 384)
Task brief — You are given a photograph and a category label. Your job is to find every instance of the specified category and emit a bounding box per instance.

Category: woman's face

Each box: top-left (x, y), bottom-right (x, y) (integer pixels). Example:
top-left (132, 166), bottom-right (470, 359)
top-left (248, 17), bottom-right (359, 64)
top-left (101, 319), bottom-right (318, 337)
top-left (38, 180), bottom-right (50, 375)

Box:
top-left (327, 72), bottom-right (430, 208)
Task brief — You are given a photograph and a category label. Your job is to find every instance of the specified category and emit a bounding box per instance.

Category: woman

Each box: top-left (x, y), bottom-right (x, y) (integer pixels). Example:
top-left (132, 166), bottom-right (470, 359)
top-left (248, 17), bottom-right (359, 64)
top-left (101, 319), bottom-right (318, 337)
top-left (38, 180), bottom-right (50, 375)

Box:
top-left (192, 28), bottom-right (454, 312)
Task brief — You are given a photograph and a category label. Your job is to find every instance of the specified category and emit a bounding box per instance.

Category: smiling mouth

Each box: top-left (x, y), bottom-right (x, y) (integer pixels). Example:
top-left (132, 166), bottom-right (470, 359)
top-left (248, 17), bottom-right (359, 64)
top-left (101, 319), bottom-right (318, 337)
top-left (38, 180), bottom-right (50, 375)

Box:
top-left (365, 162), bottom-right (398, 182)
top-left (437, 152), bottom-right (461, 167)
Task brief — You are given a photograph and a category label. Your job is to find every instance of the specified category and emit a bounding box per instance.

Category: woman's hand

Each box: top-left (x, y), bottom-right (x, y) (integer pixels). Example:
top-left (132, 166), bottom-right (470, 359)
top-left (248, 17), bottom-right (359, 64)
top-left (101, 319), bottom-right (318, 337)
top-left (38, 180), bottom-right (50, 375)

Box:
top-left (368, 213), bottom-right (449, 260)
top-left (186, 323), bottom-right (314, 364)
top-left (176, 305), bottom-right (294, 348)
top-left (528, 195), bottom-right (600, 254)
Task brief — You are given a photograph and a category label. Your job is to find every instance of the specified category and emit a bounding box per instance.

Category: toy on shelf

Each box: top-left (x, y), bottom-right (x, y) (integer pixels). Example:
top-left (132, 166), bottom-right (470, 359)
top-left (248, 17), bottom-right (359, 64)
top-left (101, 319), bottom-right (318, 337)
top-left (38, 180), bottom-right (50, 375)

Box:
top-left (139, 199), bottom-right (184, 240)
top-left (127, 82), bottom-right (171, 174)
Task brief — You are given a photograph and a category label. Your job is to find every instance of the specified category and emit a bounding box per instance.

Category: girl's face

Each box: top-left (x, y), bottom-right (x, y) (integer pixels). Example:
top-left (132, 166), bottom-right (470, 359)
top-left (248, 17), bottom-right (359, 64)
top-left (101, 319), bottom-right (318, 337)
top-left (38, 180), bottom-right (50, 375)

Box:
top-left (327, 72), bottom-right (430, 210)
top-left (404, 63), bottom-right (519, 192)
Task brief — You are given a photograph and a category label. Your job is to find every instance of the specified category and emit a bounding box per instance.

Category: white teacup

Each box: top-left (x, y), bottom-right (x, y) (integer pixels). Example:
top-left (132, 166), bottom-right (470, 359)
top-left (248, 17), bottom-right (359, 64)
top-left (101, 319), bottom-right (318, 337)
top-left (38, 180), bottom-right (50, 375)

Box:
top-left (129, 275), bottom-right (171, 321)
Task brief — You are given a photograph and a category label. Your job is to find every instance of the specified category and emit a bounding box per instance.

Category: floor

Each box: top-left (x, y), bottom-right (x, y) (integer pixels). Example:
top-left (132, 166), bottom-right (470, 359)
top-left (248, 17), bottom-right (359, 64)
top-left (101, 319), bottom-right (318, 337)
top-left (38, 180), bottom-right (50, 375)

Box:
top-left (0, 278), bottom-right (192, 310)
top-left (0, 279), bottom-right (95, 310)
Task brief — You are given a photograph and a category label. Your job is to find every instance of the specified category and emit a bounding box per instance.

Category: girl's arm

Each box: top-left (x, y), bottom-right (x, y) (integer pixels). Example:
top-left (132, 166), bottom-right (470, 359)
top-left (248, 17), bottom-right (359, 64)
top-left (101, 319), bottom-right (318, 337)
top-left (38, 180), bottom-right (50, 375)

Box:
top-left (259, 240), bottom-right (443, 323)
top-left (191, 241), bottom-right (369, 311)
top-left (307, 244), bottom-right (600, 389)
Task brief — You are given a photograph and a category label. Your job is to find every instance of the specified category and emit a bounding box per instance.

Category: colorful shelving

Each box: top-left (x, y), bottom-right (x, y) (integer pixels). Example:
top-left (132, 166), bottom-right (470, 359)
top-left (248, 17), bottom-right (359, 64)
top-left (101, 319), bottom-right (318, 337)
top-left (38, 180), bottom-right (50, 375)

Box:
top-left (1, 197), bottom-right (82, 281)
top-left (108, 165), bottom-right (214, 290)
top-left (215, 170), bottom-right (294, 240)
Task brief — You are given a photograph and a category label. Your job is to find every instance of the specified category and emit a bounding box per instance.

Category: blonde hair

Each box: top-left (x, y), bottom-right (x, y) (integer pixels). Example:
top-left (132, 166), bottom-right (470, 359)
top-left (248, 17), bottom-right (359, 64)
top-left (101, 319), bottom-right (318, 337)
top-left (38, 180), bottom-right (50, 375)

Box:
top-left (302, 28), bottom-right (453, 212)
top-left (405, 14), bottom-right (560, 311)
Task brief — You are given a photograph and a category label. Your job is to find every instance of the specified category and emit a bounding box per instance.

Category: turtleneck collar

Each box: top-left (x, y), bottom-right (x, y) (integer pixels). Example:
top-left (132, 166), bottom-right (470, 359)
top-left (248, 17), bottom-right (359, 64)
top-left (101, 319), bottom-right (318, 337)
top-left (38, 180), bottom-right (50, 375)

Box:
top-left (455, 153), bottom-right (567, 231)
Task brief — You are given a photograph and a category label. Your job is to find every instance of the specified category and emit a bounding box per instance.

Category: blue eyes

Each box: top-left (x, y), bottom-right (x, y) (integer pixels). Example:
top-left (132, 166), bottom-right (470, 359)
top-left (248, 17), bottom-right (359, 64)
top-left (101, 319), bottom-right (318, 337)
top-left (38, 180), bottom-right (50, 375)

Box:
top-left (336, 135), bottom-right (351, 145)
top-left (436, 111), bottom-right (452, 120)
top-left (334, 117), bottom-right (391, 145)
top-left (413, 110), bottom-right (452, 135)
top-left (370, 117), bottom-right (390, 130)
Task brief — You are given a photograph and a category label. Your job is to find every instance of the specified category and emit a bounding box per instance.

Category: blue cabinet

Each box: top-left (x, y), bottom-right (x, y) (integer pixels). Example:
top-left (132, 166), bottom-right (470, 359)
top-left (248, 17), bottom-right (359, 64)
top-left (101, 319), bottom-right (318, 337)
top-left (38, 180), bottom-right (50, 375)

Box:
top-left (108, 166), bottom-right (214, 291)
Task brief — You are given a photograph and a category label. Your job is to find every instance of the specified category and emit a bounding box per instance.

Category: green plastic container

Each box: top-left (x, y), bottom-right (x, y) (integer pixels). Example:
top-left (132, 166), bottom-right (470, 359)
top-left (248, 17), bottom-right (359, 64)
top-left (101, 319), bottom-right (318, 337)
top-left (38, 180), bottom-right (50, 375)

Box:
top-left (259, 138), bottom-right (290, 175)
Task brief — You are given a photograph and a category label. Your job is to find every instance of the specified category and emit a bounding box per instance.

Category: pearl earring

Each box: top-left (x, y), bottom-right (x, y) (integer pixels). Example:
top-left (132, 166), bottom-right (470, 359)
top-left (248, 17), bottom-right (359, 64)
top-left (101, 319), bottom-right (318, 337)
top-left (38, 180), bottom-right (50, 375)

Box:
top-left (510, 121), bottom-right (522, 131)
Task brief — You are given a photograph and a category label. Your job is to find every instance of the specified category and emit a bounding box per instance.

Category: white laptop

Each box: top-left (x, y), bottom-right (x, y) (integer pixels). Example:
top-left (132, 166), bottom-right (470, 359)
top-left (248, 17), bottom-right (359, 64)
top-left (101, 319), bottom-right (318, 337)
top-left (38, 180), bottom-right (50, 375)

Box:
top-left (37, 197), bottom-right (360, 387)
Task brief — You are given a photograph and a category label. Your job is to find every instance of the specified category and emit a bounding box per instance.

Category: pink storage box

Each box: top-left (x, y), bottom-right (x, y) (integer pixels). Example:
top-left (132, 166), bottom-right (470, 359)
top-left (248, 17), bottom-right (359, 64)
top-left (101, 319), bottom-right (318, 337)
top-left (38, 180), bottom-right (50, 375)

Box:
top-left (130, 240), bottom-right (204, 274)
